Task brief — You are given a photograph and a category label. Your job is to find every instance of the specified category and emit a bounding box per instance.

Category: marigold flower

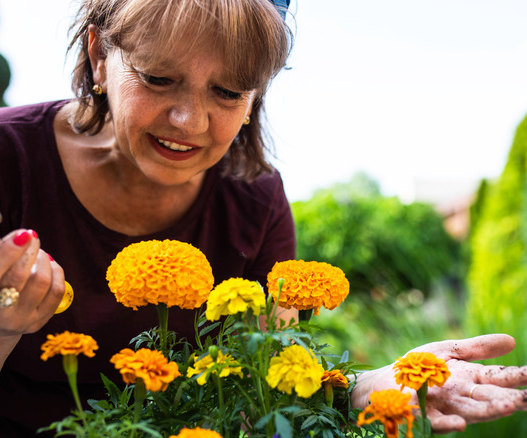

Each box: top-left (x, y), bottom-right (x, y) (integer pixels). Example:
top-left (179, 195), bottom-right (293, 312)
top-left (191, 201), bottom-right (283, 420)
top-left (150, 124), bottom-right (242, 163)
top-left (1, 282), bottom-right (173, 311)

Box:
top-left (206, 278), bottom-right (266, 321)
top-left (266, 260), bottom-right (349, 315)
top-left (265, 345), bottom-right (324, 398)
top-left (187, 350), bottom-right (243, 385)
top-left (110, 348), bottom-right (181, 392)
top-left (321, 369), bottom-right (349, 389)
top-left (357, 389), bottom-right (417, 438)
top-left (106, 239), bottom-right (214, 310)
top-left (40, 331), bottom-right (98, 361)
top-left (394, 352), bottom-right (451, 391)
top-left (170, 427), bottom-right (223, 438)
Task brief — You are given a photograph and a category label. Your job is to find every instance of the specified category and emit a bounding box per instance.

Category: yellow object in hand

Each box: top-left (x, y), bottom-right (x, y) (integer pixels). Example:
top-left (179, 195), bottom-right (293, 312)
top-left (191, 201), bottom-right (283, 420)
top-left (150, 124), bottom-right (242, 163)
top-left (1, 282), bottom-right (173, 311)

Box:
top-left (55, 281), bottom-right (74, 314)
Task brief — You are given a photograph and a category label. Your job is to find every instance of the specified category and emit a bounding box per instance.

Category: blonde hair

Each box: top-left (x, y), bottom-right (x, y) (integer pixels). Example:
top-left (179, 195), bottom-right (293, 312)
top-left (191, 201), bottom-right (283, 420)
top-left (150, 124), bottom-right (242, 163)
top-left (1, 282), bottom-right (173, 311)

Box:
top-left (67, 0), bottom-right (293, 180)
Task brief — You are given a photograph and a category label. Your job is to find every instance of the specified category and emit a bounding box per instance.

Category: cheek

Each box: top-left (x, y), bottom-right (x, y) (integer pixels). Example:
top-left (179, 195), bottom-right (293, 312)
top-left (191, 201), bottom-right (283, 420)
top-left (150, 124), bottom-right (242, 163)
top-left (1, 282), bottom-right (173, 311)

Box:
top-left (210, 113), bottom-right (246, 145)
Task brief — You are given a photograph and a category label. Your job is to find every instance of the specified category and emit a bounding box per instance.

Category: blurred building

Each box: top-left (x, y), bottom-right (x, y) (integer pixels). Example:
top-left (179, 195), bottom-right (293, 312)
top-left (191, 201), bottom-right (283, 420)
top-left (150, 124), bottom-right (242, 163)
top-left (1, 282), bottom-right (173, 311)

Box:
top-left (409, 179), bottom-right (479, 239)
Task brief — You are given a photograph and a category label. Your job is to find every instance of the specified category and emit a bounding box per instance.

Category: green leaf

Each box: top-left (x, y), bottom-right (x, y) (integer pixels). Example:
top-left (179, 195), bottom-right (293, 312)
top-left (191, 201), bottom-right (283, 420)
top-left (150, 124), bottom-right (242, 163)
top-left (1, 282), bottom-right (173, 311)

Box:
top-left (100, 373), bottom-right (122, 407)
top-left (199, 321), bottom-right (222, 337)
top-left (274, 412), bottom-right (292, 438)
top-left (301, 415), bottom-right (318, 430)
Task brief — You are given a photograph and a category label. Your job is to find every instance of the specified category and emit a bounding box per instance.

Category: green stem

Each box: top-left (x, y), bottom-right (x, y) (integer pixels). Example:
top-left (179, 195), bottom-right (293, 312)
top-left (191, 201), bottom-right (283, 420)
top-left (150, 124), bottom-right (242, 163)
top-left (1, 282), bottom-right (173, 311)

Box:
top-left (157, 303), bottom-right (169, 357)
top-left (323, 383), bottom-right (334, 408)
top-left (417, 384), bottom-right (429, 436)
top-left (269, 278), bottom-right (285, 329)
top-left (132, 378), bottom-right (147, 438)
top-left (298, 309), bottom-right (313, 324)
top-left (63, 354), bottom-right (87, 427)
top-left (213, 373), bottom-right (229, 438)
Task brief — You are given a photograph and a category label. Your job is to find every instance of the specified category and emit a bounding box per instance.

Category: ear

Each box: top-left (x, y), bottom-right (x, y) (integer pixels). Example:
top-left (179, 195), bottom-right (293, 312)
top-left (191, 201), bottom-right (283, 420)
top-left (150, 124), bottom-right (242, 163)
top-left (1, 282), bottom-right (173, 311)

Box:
top-left (87, 24), bottom-right (107, 89)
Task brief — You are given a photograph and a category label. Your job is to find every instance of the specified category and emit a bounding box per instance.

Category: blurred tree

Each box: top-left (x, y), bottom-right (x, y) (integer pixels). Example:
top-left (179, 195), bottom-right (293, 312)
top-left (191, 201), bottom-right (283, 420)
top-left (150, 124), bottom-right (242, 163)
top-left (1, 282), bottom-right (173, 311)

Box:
top-left (0, 53), bottom-right (10, 106)
top-left (462, 115), bottom-right (527, 438)
top-left (467, 114), bottom-right (527, 361)
top-left (292, 173), bottom-right (463, 298)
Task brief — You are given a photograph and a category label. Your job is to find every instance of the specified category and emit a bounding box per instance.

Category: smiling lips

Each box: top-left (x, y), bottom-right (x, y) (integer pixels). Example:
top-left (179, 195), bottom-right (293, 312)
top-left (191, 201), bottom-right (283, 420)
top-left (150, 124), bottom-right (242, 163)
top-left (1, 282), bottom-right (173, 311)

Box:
top-left (157, 137), bottom-right (194, 152)
top-left (150, 134), bottom-right (202, 161)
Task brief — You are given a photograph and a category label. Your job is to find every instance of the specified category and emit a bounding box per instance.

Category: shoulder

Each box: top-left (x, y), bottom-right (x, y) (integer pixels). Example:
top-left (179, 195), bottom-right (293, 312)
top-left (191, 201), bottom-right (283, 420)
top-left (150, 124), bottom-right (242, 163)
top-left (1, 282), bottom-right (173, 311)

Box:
top-left (0, 100), bottom-right (66, 127)
top-left (218, 168), bottom-right (288, 209)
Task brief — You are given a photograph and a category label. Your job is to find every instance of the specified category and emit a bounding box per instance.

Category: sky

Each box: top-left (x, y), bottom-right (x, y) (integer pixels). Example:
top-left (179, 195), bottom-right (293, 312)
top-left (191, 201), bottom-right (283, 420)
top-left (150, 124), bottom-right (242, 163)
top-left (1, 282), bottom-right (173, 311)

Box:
top-left (2, 0), bottom-right (527, 203)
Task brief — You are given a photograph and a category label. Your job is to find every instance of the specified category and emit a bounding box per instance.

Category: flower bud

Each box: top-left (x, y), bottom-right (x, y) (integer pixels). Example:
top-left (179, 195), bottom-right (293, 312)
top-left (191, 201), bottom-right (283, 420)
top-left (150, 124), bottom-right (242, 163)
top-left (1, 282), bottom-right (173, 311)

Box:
top-left (208, 345), bottom-right (219, 362)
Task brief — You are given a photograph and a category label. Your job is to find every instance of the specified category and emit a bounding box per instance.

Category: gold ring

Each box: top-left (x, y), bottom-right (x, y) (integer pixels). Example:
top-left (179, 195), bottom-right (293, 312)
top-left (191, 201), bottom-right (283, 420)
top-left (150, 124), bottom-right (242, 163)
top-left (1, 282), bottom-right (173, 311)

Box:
top-left (0, 287), bottom-right (19, 308)
top-left (468, 384), bottom-right (479, 399)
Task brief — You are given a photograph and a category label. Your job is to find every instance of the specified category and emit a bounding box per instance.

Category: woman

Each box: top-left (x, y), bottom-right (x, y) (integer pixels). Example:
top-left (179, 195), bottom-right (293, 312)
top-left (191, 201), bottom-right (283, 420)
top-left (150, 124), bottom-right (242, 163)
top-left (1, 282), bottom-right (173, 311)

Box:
top-left (0, 0), bottom-right (295, 435)
top-left (0, 0), bottom-right (526, 436)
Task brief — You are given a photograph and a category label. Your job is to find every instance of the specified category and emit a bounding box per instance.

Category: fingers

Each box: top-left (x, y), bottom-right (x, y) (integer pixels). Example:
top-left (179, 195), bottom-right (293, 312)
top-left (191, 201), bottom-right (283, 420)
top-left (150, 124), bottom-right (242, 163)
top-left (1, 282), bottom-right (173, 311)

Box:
top-left (466, 384), bottom-right (527, 415)
top-left (0, 230), bottom-right (40, 290)
top-left (476, 364), bottom-right (527, 388)
top-left (426, 408), bottom-right (466, 434)
top-left (412, 334), bottom-right (516, 362)
top-left (0, 229), bottom-right (65, 336)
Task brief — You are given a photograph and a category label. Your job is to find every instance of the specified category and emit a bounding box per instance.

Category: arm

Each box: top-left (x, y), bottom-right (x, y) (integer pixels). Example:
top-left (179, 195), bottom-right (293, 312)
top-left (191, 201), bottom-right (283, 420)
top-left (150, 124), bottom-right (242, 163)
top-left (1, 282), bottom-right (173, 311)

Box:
top-left (0, 229), bottom-right (65, 370)
top-left (351, 334), bottom-right (527, 434)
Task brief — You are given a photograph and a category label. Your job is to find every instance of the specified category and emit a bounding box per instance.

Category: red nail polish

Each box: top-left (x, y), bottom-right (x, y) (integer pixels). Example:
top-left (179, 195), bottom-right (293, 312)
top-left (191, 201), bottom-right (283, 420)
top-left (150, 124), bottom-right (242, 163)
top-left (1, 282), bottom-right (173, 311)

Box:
top-left (29, 229), bottom-right (38, 239)
top-left (48, 254), bottom-right (54, 262)
top-left (13, 231), bottom-right (31, 246)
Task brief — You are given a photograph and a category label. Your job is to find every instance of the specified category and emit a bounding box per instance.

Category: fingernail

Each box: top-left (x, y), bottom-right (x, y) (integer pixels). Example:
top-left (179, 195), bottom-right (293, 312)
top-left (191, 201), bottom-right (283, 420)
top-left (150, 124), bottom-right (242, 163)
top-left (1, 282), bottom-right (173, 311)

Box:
top-left (29, 229), bottom-right (38, 239)
top-left (13, 230), bottom-right (31, 246)
top-left (48, 254), bottom-right (54, 262)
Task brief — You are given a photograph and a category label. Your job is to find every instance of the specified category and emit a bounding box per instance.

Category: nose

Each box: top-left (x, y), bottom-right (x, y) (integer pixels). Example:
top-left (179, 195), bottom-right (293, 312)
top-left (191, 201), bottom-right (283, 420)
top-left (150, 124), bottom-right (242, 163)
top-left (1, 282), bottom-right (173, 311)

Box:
top-left (167, 91), bottom-right (209, 135)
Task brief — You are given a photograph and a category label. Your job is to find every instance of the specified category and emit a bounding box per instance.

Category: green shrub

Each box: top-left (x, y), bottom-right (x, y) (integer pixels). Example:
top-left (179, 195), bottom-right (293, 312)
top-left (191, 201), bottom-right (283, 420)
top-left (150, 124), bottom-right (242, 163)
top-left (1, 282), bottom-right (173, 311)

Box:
top-left (292, 174), bottom-right (464, 299)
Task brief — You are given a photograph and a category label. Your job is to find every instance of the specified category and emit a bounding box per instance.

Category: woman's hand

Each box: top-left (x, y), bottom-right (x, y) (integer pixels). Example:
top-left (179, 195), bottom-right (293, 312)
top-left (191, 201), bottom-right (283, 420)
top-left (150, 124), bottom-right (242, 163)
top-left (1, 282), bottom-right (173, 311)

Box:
top-left (0, 229), bottom-right (65, 366)
top-left (351, 334), bottom-right (527, 434)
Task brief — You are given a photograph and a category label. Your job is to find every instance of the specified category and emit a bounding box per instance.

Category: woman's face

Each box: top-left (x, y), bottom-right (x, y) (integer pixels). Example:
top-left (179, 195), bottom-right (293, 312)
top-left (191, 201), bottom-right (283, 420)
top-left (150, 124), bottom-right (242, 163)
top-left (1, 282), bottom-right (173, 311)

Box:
top-left (91, 40), bottom-right (256, 188)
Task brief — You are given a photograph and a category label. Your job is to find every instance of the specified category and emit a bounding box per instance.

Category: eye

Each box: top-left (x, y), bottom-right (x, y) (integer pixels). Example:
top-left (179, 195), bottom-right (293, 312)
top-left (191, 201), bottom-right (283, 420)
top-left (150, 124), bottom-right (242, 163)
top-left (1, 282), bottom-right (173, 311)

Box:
top-left (214, 86), bottom-right (243, 100)
top-left (141, 74), bottom-right (173, 87)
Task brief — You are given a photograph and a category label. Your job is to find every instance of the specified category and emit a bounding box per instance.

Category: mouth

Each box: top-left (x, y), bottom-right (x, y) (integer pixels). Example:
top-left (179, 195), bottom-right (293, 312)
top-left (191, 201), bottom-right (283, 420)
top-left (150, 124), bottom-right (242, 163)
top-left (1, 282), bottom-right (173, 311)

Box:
top-left (155, 137), bottom-right (195, 152)
top-left (148, 134), bottom-right (202, 162)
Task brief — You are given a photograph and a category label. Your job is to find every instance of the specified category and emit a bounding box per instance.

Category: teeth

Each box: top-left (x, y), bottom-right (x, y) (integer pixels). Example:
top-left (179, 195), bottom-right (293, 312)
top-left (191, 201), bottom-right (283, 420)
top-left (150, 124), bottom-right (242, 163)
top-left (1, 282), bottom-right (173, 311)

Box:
top-left (157, 138), bottom-right (193, 151)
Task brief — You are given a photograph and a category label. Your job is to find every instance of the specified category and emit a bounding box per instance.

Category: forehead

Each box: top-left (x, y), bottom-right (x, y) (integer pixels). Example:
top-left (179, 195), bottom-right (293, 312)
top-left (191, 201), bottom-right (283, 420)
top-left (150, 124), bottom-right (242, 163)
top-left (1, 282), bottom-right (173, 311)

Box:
top-left (123, 40), bottom-right (245, 88)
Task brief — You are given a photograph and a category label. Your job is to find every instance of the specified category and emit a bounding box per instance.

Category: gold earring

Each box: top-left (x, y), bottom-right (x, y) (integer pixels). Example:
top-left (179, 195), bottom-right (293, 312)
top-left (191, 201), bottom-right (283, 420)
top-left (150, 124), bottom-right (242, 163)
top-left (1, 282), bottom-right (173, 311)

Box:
top-left (92, 84), bottom-right (103, 95)
top-left (243, 116), bottom-right (250, 125)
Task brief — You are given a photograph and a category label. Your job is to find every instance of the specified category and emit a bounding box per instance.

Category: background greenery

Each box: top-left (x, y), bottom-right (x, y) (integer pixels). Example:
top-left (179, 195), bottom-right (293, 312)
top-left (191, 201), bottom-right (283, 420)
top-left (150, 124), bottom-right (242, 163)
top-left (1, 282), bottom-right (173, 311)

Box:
top-left (291, 116), bottom-right (527, 437)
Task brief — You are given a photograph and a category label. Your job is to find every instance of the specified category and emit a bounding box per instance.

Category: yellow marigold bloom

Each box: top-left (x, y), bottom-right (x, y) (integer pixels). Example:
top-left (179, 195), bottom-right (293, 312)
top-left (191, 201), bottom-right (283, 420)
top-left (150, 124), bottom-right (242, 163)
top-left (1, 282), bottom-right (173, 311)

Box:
top-left (266, 260), bottom-right (349, 315)
top-left (106, 239), bottom-right (214, 310)
top-left (40, 331), bottom-right (98, 361)
top-left (321, 369), bottom-right (349, 389)
top-left (357, 389), bottom-right (417, 438)
top-left (265, 345), bottom-right (324, 398)
top-left (170, 427), bottom-right (223, 438)
top-left (187, 350), bottom-right (243, 385)
top-left (206, 278), bottom-right (266, 321)
top-left (394, 352), bottom-right (451, 391)
top-left (110, 348), bottom-right (181, 392)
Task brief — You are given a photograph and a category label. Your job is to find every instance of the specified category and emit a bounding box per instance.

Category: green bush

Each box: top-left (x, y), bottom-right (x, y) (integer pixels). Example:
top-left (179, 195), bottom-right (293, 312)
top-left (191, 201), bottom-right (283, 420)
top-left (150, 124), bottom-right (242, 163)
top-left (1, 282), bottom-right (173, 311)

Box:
top-left (292, 174), bottom-right (464, 299)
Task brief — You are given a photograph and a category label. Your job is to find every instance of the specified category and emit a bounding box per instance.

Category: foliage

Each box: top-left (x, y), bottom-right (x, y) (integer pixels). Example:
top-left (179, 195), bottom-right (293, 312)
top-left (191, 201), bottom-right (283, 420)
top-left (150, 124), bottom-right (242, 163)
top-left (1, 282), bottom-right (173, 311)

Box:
top-left (466, 114), bottom-right (527, 365)
top-left (462, 115), bottom-right (527, 437)
top-left (313, 286), bottom-right (464, 369)
top-left (292, 173), bottom-right (464, 299)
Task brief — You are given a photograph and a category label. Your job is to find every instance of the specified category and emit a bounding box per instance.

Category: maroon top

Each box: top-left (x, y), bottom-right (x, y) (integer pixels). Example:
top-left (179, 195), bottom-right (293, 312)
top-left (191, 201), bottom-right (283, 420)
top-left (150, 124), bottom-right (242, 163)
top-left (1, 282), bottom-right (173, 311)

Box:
top-left (0, 100), bottom-right (296, 436)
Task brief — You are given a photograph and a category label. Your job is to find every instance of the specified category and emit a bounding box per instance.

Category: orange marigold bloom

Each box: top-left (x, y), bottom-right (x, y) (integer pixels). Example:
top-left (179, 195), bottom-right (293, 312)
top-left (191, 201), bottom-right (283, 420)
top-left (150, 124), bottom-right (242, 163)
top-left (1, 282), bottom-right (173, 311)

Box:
top-left (321, 369), bottom-right (349, 389)
top-left (110, 348), bottom-right (181, 392)
top-left (357, 389), bottom-right (417, 438)
top-left (40, 331), bottom-right (98, 361)
top-left (394, 352), bottom-right (451, 391)
top-left (106, 239), bottom-right (214, 310)
top-left (170, 427), bottom-right (223, 438)
top-left (266, 260), bottom-right (349, 315)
